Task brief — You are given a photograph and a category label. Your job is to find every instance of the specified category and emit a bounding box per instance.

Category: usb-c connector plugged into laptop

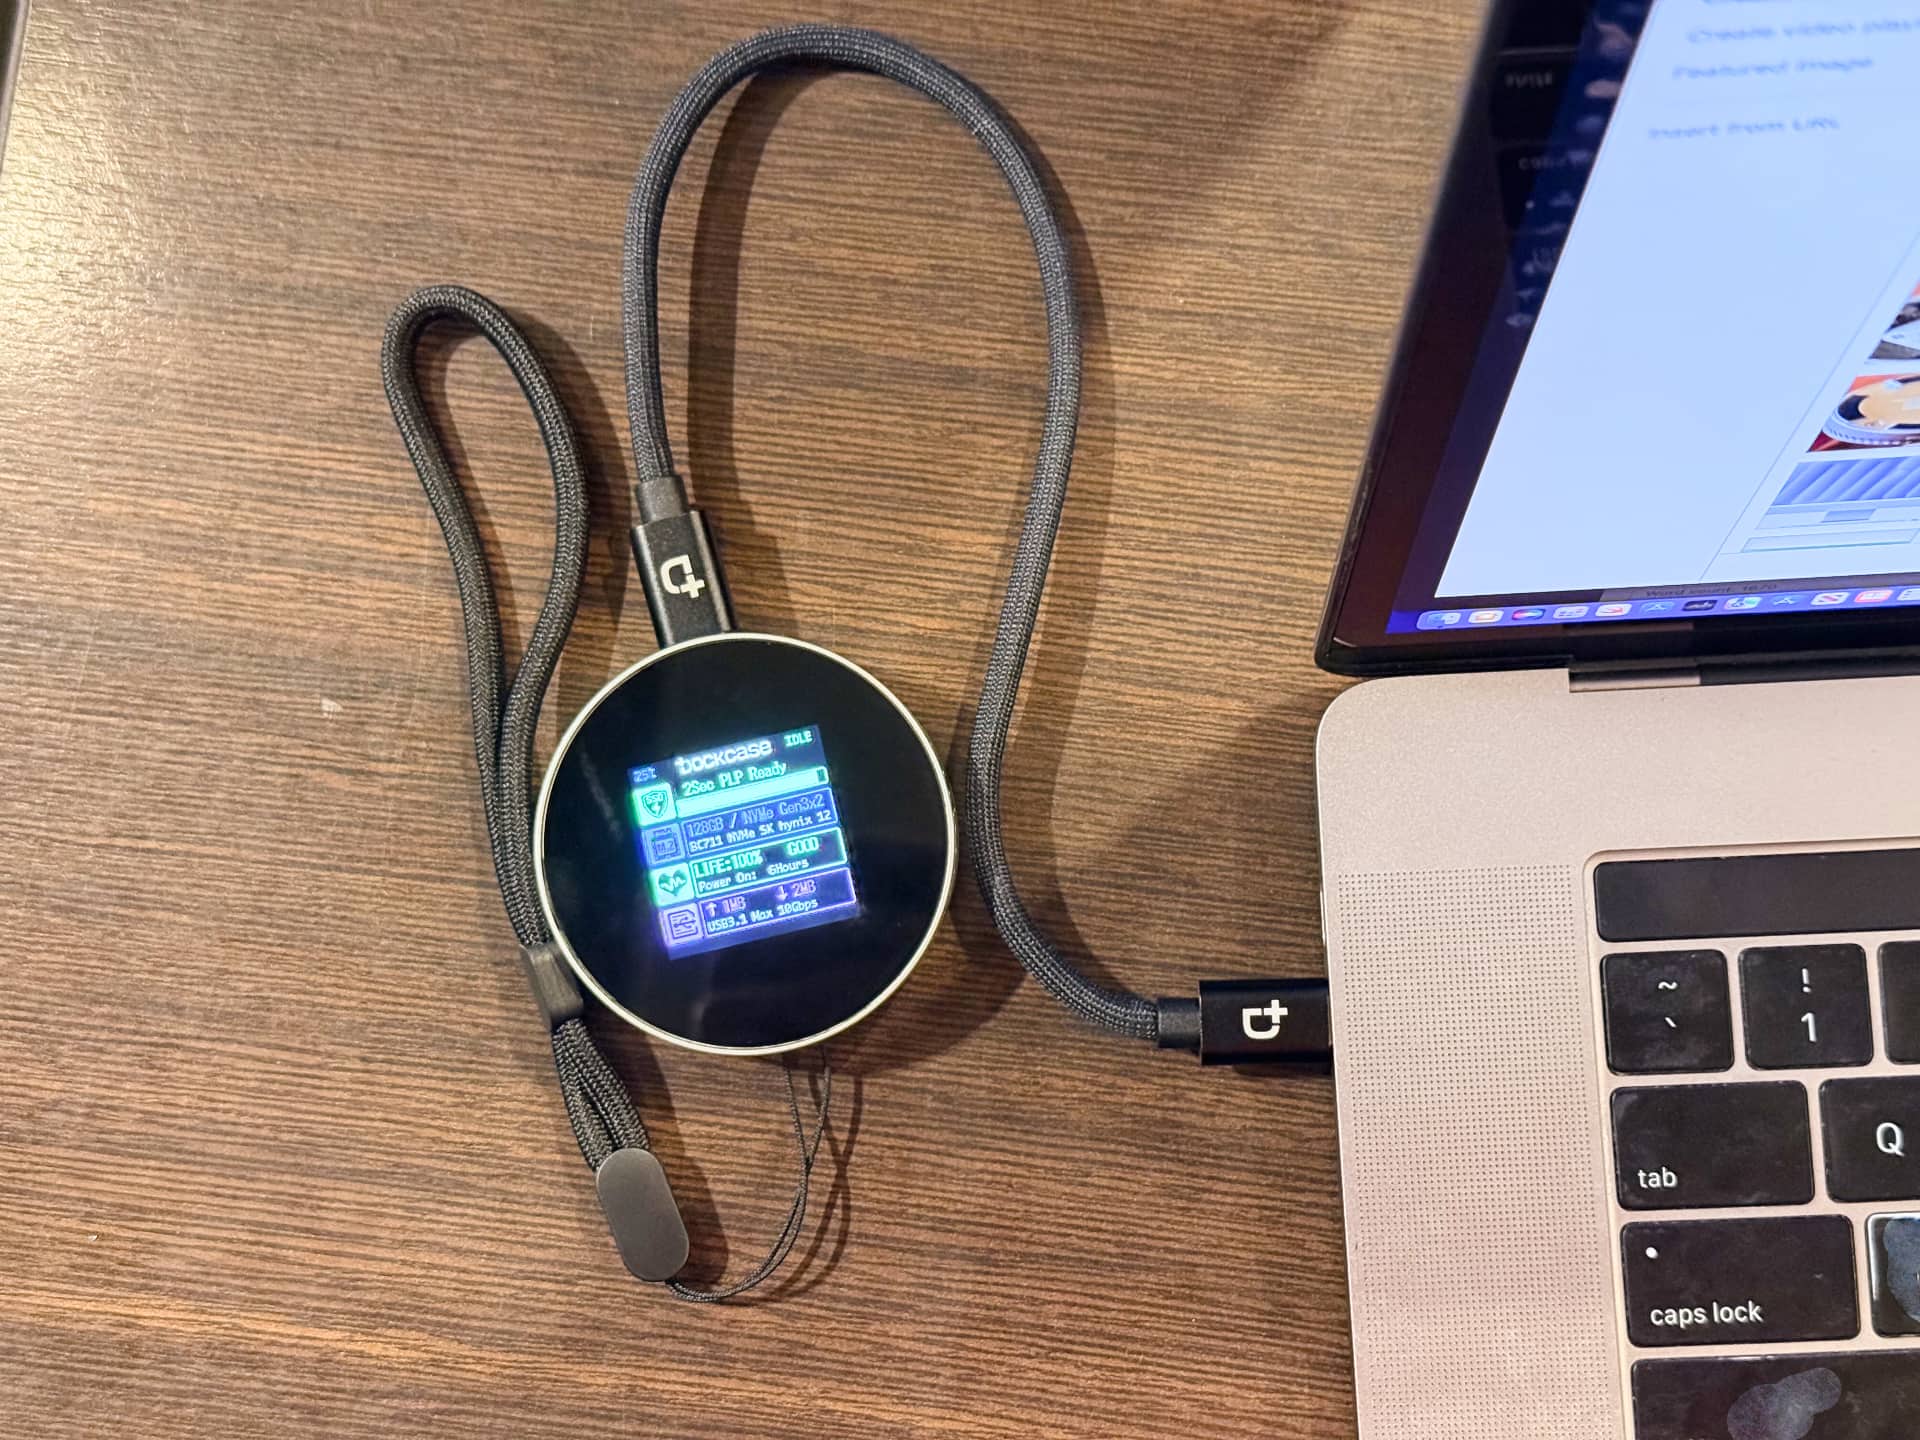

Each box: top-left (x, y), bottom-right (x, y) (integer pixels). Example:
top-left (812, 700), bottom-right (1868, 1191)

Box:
top-left (1155, 978), bottom-right (1332, 1066)
top-left (625, 472), bottom-right (1332, 1074)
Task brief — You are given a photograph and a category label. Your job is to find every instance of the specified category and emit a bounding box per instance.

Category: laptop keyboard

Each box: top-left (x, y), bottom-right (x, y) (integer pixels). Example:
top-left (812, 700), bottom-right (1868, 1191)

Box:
top-left (1592, 849), bottom-right (1920, 1437)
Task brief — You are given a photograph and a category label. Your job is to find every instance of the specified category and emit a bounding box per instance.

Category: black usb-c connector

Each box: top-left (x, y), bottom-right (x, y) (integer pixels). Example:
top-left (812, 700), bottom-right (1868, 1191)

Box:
top-left (632, 497), bottom-right (733, 648)
top-left (1156, 979), bottom-right (1333, 1066)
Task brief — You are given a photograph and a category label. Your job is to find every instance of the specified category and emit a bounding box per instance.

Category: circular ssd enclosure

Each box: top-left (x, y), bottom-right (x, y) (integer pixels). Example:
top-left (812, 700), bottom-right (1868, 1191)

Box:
top-left (535, 634), bottom-right (954, 1054)
top-left (1825, 374), bottom-right (1920, 447)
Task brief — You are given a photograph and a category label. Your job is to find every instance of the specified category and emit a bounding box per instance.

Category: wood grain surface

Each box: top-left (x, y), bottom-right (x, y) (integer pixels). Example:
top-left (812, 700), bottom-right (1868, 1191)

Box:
top-left (0, 2), bottom-right (1478, 1435)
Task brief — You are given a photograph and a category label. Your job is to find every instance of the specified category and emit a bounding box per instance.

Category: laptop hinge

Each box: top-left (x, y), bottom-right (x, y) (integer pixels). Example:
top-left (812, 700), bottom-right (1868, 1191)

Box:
top-left (1572, 647), bottom-right (1920, 691)
top-left (1570, 660), bottom-right (1700, 692)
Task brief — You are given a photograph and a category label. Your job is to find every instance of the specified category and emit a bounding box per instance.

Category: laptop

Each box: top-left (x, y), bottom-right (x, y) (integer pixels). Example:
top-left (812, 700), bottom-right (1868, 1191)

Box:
top-left (1314, 1), bottom-right (1920, 1435)
top-left (0, 2), bottom-right (24, 176)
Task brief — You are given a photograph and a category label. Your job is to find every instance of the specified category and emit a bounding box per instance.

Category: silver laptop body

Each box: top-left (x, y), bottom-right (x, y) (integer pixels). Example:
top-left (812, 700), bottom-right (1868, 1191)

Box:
top-left (1320, 670), bottom-right (1920, 1436)
top-left (1313, 0), bottom-right (1920, 1433)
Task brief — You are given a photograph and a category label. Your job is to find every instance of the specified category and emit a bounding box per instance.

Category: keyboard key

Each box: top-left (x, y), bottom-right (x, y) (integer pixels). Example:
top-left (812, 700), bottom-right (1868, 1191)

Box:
top-left (1621, 1215), bottom-right (1857, 1347)
top-left (1634, 1352), bottom-right (1920, 1438)
top-left (1869, 1214), bottom-right (1920, 1336)
top-left (1741, 945), bottom-right (1872, 1069)
top-left (1612, 1083), bottom-right (1811, 1209)
top-left (1883, 943), bottom-right (1920, 1063)
top-left (1497, 145), bottom-right (1591, 229)
top-left (1601, 950), bottom-right (1733, 1074)
top-left (1821, 1078), bottom-right (1920, 1201)
top-left (1490, 55), bottom-right (1575, 141)
top-left (1501, 7), bottom-right (1587, 47)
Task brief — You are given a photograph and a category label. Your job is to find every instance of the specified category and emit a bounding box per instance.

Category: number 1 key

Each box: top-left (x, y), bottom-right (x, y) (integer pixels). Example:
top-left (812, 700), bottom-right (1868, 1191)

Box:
top-left (1741, 945), bottom-right (1873, 1069)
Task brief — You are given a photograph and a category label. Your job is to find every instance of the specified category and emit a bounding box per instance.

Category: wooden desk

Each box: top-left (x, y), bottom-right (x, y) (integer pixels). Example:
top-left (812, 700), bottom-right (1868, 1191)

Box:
top-left (0, 2), bottom-right (1476, 1433)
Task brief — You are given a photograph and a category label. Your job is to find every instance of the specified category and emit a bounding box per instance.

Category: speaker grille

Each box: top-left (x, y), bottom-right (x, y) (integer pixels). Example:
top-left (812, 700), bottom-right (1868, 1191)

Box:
top-left (1332, 865), bottom-right (1618, 1438)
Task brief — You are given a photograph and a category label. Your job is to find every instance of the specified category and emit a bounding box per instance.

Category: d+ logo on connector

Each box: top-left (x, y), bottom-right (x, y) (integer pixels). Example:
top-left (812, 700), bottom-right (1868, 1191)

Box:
top-left (1242, 999), bottom-right (1289, 1041)
top-left (660, 554), bottom-right (706, 598)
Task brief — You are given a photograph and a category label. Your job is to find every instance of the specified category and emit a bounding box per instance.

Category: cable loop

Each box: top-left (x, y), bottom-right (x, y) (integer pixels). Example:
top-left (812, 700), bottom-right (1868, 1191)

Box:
top-left (623, 25), bottom-right (1159, 1040)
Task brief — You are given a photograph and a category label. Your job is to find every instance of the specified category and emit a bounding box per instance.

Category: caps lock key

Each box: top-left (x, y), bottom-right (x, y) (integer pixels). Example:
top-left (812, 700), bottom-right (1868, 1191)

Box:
top-left (1623, 1215), bottom-right (1857, 1347)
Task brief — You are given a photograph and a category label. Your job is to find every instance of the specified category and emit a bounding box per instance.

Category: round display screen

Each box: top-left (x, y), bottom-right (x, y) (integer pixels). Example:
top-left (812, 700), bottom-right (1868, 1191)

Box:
top-left (534, 634), bottom-right (954, 1053)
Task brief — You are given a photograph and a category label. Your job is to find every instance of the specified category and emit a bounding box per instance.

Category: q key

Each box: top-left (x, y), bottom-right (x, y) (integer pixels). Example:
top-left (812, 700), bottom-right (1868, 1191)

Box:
top-left (1821, 1078), bottom-right (1920, 1201)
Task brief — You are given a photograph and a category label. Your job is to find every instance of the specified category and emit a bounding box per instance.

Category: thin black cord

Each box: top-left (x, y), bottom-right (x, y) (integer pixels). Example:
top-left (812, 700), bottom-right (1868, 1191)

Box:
top-left (382, 285), bottom-right (829, 1298)
top-left (622, 24), bottom-right (1160, 1041)
top-left (669, 1064), bottom-right (831, 1303)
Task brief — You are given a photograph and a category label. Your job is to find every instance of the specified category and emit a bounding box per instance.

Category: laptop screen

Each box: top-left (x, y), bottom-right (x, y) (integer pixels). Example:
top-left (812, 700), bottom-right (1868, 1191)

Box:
top-left (1319, 0), bottom-right (1920, 670)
